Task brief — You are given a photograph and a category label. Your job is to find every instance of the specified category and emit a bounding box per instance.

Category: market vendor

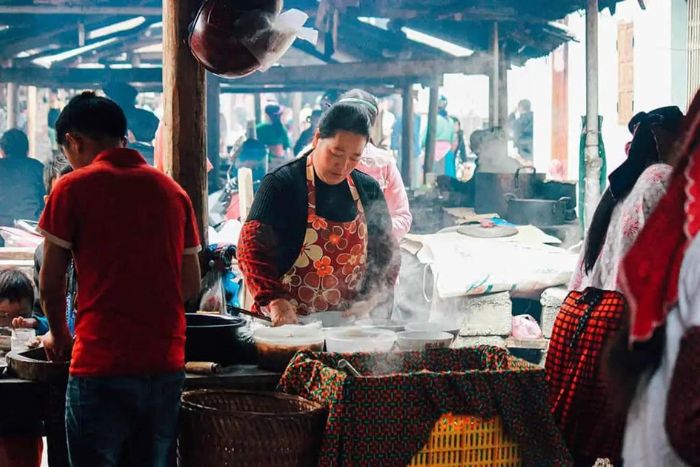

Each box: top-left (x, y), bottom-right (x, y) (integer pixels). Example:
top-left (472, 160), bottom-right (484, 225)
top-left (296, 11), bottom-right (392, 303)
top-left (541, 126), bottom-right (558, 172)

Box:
top-left (237, 100), bottom-right (400, 326)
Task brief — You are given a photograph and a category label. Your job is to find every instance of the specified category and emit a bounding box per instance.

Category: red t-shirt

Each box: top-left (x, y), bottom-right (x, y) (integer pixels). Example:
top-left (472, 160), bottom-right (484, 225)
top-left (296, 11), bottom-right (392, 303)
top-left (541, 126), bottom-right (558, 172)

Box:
top-left (39, 148), bottom-right (201, 377)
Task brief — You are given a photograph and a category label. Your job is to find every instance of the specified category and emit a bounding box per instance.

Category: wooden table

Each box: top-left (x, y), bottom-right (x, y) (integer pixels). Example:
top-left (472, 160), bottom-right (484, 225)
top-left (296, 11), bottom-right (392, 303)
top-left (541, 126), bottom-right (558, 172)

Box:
top-left (0, 365), bottom-right (282, 466)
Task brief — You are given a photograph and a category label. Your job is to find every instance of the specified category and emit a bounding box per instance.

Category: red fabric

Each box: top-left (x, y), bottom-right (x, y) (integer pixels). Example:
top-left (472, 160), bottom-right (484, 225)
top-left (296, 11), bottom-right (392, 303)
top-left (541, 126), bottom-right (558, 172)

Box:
top-left (0, 436), bottom-right (42, 467)
top-left (39, 148), bottom-right (201, 377)
top-left (237, 220), bottom-right (293, 309)
top-left (619, 91), bottom-right (700, 345)
top-left (545, 288), bottom-right (627, 462)
top-left (280, 155), bottom-right (368, 315)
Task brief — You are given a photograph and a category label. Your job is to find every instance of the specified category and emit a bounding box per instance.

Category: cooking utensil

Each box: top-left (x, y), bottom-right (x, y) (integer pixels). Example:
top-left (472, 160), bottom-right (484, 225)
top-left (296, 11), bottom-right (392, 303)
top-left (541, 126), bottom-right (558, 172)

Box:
top-left (298, 311), bottom-right (353, 328)
top-left (355, 318), bottom-right (406, 332)
top-left (457, 224), bottom-right (519, 238)
top-left (405, 322), bottom-right (460, 337)
top-left (325, 328), bottom-right (397, 353)
top-left (6, 347), bottom-right (69, 383)
top-left (185, 313), bottom-right (256, 365)
top-left (185, 361), bottom-right (221, 375)
top-left (396, 331), bottom-right (454, 351)
top-left (474, 167), bottom-right (544, 217)
top-left (337, 359), bottom-right (362, 377)
top-left (228, 305), bottom-right (272, 323)
top-left (253, 325), bottom-right (325, 371)
top-left (504, 194), bottom-right (571, 226)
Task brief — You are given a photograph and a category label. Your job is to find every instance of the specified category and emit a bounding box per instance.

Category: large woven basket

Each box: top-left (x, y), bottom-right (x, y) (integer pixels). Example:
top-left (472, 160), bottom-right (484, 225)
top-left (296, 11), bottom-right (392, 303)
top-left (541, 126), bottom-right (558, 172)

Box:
top-left (178, 389), bottom-right (327, 467)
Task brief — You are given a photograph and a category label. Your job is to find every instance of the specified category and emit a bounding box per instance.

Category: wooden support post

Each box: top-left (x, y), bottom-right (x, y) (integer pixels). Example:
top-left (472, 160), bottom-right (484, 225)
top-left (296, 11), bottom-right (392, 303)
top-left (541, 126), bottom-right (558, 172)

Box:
top-left (423, 84), bottom-right (439, 183)
top-left (162, 0), bottom-right (208, 246)
top-left (254, 93), bottom-right (262, 124)
top-left (400, 83), bottom-right (414, 186)
top-left (291, 92), bottom-right (302, 142)
top-left (498, 50), bottom-right (508, 129)
top-left (6, 82), bottom-right (16, 129)
top-left (489, 22), bottom-right (500, 127)
top-left (206, 72), bottom-right (221, 191)
top-left (584, 0), bottom-right (601, 229)
top-left (27, 86), bottom-right (38, 156)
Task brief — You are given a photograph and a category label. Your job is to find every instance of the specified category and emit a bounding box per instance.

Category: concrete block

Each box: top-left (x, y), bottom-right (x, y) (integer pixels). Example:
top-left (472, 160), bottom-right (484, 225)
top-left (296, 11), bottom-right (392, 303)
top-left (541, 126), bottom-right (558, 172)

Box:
top-left (452, 335), bottom-right (506, 349)
top-left (540, 286), bottom-right (568, 338)
top-left (458, 292), bottom-right (513, 336)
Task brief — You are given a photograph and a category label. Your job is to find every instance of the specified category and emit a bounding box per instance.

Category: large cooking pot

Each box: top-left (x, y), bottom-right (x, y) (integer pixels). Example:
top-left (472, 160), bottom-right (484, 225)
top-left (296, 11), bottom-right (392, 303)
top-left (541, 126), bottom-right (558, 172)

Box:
top-left (534, 180), bottom-right (577, 210)
top-left (188, 0), bottom-right (283, 78)
top-left (504, 194), bottom-right (571, 226)
top-left (474, 167), bottom-right (544, 217)
top-left (185, 313), bottom-right (256, 365)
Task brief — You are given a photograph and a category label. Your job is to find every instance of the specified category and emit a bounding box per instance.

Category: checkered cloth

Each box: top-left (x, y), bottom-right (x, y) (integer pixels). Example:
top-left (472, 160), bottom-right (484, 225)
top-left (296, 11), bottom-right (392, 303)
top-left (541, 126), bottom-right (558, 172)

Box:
top-left (279, 347), bottom-right (572, 467)
top-left (545, 288), bottom-right (627, 462)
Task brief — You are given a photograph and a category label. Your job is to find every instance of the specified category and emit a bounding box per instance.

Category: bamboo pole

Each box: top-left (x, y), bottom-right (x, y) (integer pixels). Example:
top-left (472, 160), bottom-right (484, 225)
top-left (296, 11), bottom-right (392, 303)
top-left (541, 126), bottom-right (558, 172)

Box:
top-left (400, 83), bottom-right (414, 186)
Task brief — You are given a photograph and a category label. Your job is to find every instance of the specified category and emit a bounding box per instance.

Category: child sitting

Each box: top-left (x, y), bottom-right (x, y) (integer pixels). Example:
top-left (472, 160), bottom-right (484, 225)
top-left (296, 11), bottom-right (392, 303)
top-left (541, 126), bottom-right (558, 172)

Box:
top-left (0, 268), bottom-right (43, 467)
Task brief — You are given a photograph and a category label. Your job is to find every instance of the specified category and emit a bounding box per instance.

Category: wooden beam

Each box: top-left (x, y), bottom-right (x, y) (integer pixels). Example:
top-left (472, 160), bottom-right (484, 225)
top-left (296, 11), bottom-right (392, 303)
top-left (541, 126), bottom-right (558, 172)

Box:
top-left (0, 6), bottom-right (161, 16)
top-left (0, 56), bottom-right (488, 89)
top-left (206, 72), bottom-right (221, 191)
top-left (400, 83), bottom-right (414, 186)
top-left (423, 84), bottom-right (439, 182)
top-left (162, 0), bottom-right (207, 246)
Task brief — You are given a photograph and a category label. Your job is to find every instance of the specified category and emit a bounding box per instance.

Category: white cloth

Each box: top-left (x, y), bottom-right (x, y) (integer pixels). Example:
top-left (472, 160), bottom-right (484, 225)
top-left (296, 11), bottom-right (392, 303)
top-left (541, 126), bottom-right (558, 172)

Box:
top-left (622, 234), bottom-right (700, 466)
top-left (569, 164), bottom-right (672, 292)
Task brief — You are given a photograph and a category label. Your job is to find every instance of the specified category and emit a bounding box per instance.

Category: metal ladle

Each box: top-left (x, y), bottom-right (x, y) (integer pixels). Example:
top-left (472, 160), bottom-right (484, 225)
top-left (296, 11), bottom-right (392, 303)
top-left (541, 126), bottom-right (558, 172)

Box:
top-left (337, 359), bottom-right (362, 377)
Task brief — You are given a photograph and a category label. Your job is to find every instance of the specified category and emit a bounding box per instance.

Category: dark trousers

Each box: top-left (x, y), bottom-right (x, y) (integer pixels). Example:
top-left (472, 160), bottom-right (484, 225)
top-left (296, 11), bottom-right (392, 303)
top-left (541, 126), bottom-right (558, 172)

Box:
top-left (65, 371), bottom-right (184, 467)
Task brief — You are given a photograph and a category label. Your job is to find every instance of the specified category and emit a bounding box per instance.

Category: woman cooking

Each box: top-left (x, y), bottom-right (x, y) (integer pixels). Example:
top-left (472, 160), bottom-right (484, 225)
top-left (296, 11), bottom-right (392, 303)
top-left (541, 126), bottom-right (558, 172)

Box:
top-left (237, 101), bottom-right (400, 326)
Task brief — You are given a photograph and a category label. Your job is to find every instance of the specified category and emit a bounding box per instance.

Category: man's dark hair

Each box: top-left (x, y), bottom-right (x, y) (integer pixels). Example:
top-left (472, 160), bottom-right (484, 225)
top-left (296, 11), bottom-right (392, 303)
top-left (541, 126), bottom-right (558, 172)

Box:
top-left (0, 269), bottom-right (34, 305)
top-left (0, 128), bottom-right (29, 157)
top-left (55, 91), bottom-right (127, 146)
top-left (318, 102), bottom-right (371, 141)
top-left (43, 156), bottom-right (73, 193)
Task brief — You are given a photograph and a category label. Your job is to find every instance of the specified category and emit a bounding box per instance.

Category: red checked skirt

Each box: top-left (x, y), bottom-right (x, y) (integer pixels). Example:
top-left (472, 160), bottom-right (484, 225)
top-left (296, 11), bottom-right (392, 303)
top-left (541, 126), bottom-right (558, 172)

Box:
top-left (545, 288), bottom-right (627, 462)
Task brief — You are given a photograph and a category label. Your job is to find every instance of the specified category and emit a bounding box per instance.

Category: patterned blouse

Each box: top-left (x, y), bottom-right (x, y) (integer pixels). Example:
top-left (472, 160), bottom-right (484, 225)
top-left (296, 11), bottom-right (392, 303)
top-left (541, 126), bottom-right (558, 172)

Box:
top-left (569, 163), bottom-right (673, 292)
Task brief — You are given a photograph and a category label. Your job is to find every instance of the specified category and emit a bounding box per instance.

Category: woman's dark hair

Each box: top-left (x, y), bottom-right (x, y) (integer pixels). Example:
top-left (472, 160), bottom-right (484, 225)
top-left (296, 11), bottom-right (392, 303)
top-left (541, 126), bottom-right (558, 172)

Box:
top-left (338, 89), bottom-right (379, 126)
top-left (55, 91), bottom-right (127, 146)
top-left (317, 102), bottom-right (371, 141)
top-left (0, 128), bottom-right (29, 157)
top-left (0, 269), bottom-right (34, 305)
top-left (583, 107), bottom-right (684, 273)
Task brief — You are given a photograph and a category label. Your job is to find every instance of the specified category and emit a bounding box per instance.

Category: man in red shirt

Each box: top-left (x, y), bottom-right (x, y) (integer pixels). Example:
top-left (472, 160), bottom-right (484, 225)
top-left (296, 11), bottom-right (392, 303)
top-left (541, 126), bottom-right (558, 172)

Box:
top-left (38, 91), bottom-right (201, 466)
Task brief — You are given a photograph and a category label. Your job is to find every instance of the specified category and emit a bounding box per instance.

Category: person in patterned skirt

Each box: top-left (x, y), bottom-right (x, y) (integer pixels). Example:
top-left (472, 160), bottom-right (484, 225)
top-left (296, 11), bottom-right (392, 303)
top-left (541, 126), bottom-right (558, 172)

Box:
top-left (547, 106), bottom-right (684, 466)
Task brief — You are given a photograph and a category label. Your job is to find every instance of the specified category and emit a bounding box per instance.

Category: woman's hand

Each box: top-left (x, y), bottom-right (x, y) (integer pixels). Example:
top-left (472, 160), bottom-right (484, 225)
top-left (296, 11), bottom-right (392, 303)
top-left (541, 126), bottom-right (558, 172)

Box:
top-left (268, 298), bottom-right (298, 327)
top-left (12, 317), bottom-right (38, 329)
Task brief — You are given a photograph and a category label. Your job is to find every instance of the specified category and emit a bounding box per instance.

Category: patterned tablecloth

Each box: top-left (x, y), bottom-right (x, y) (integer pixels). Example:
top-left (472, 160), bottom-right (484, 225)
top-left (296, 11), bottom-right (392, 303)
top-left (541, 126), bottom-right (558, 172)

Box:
top-left (279, 347), bottom-right (573, 467)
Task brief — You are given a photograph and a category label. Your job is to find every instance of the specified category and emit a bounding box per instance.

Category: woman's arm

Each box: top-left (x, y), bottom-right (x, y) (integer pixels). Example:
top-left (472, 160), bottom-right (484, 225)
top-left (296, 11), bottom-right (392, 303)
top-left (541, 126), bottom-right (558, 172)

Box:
top-left (383, 162), bottom-right (412, 240)
top-left (236, 175), bottom-right (293, 308)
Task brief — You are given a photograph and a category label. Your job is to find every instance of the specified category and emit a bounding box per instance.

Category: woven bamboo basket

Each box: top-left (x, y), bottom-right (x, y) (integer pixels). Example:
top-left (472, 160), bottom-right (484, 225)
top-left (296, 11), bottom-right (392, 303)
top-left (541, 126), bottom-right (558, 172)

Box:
top-left (178, 389), bottom-right (327, 467)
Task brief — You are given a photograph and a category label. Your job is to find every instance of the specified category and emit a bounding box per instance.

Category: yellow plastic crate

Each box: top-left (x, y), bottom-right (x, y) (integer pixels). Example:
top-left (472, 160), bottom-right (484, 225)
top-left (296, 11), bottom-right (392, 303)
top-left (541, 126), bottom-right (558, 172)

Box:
top-left (409, 413), bottom-right (522, 467)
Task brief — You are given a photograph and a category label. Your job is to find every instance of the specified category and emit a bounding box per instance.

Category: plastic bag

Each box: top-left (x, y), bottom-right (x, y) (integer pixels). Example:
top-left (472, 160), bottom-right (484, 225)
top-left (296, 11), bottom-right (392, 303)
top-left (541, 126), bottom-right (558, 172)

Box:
top-left (199, 269), bottom-right (226, 314)
top-left (238, 9), bottom-right (318, 72)
top-left (511, 314), bottom-right (544, 339)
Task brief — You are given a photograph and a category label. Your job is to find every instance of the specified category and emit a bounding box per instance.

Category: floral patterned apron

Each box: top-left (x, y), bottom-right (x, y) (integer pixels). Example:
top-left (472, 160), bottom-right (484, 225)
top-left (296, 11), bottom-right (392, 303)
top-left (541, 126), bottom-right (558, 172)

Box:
top-left (281, 155), bottom-right (368, 315)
